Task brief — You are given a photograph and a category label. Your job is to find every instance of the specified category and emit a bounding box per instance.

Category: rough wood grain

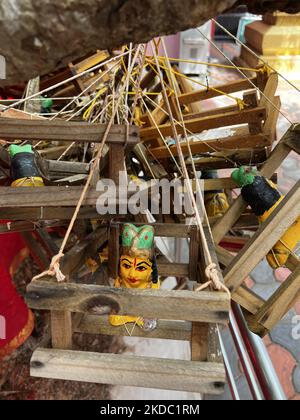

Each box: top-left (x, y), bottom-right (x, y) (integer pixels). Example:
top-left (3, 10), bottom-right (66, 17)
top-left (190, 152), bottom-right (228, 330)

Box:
top-left (75, 315), bottom-right (192, 341)
top-left (0, 118), bottom-right (139, 144)
top-left (26, 281), bottom-right (230, 324)
top-left (141, 107), bottom-right (267, 141)
top-left (30, 348), bottom-right (226, 394)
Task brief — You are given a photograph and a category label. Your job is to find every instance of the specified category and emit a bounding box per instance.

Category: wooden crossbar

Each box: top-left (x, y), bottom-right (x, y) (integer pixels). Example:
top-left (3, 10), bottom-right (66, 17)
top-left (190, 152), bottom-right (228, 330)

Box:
top-left (0, 118), bottom-right (140, 144)
top-left (26, 281), bottom-right (230, 324)
top-left (150, 132), bottom-right (271, 159)
top-left (178, 77), bottom-right (258, 106)
top-left (140, 107), bottom-right (267, 141)
top-left (75, 316), bottom-right (192, 341)
top-left (30, 348), bottom-right (225, 394)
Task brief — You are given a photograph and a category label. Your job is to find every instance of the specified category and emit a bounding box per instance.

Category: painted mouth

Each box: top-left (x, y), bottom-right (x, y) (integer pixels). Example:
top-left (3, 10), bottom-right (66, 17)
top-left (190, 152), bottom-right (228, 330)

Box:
top-left (128, 278), bottom-right (139, 284)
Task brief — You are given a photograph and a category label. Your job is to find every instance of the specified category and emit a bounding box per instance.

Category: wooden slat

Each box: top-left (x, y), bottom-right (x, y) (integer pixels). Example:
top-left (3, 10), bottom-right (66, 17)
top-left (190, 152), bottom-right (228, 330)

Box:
top-left (51, 311), bottom-right (73, 350)
top-left (0, 207), bottom-right (108, 221)
top-left (0, 187), bottom-right (110, 208)
top-left (26, 281), bottom-right (230, 324)
top-left (189, 226), bottom-right (200, 282)
top-left (191, 323), bottom-right (209, 362)
top-left (224, 179), bottom-right (300, 292)
top-left (150, 132), bottom-right (270, 159)
top-left (108, 223), bottom-right (120, 280)
top-left (141, 107), bottom-right (267, 141)
top-left (253, 265), bottom-right (300, 331)
top-left (178, 77), bottom-right (258, 106)
top-left (30, 348), bottom-right (225, 394)
top-left (75, 316), bottom-right (192, 341)
top-left (183, 104), bottom-right (239, 121)
top-left (158, 263), bottom-right (189, 277)
top-left (0, 118), bottom-right (140, 144)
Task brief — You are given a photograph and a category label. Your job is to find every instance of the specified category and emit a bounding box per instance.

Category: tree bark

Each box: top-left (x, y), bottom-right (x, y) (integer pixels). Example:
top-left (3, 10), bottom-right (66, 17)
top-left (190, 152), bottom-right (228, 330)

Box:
top-left (0, 0), bottom-right (299, 85)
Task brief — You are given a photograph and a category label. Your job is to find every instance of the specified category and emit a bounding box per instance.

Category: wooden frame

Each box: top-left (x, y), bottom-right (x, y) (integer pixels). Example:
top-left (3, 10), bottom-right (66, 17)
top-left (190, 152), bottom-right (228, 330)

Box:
top-left (25, 220), bottom-right (229, 394)
top-left (213, 125), bottom-right (300, 336)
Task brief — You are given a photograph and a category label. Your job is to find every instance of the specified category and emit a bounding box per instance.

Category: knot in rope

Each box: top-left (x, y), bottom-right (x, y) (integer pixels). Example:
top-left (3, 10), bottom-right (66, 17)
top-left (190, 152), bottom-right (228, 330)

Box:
top-left (195, 263), bottom-right (231, 298)
top-left (32, 253), bottom-right (66, 283)
top-left (205, 263), bottom-right (221, 290)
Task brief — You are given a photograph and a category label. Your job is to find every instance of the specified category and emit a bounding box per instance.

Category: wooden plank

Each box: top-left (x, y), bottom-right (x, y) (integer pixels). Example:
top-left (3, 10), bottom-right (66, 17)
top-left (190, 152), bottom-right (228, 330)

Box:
top-left (243, 90), bottom-right (262, 135)
top-left (183, 104), bottom-right (239, 121)
top-left (189, 226), bottom-right (200, 282)
top-left (51, 311), bottom-right (73, 350)
top-left (216, 245), bottom-right (266, 314)
top-left (259, 73), bottom-right (279, 111)
top-left (191, 323), bottom-right (209, 362)
top-left (150, 132), bottom-right (270, 159)
top-left (178, 77), bottom-right (258, 106)
top-left (212, 126), bottom-right (295, 244)
top-left (0, 118), bottom-right (140, 144)
top-left (224, 179), bottom-right (300, 293)
top-left (30, 348), bottom-right (226, 394)
top-left (72, 51), bottom-right (110, 74)
top-left (0, 187), bottom-right (120, 208)
top-left (158, 263), bottom-right (189, 277)
top-left (109, 143), bottom-right (125, 185)
top-left (141, 107), bottom-right (267, 141)
top-left (26, 281), bottom-right (230, 324)
top-left (263, 96), bottom-right (281, 140)
top-left (0, 207), bottom-right (110, 221)
top-left (253, 265), bottom-right (300, 331)
top-left (207, 325), bottom-right (223, 364)
top-left (75, 316), bottom-right (192, 341)
top-left (108, 223), bottom-right (120, 280)
top-left (174, 65), bottom-right (202, 114)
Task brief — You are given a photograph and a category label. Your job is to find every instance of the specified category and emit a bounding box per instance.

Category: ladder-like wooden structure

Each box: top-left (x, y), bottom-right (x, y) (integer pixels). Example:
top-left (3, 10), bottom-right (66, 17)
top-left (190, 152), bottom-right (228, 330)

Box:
top-left (1, 57), bottom-right (300, 394)
top-left (26, 222), bottom-right (230, 395)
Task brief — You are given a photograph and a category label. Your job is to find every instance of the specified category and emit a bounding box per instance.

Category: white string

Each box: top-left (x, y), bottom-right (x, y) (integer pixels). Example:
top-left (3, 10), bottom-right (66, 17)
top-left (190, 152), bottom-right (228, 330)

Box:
top-left (196, 27), bottom-right (295, 127)
top-left (141, 90), bottom-right (242, 168)
top-left (212, 18), bottom-right (300, 95)
top-left (1, 51), bottom-right (131, 112)
top-left (140, 97), bottom-right (183, 176)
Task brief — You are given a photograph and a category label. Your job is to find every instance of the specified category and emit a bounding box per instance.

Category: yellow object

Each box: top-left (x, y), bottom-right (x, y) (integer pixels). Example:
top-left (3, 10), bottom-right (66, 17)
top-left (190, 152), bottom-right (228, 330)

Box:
top-left (205, 192), bottom-right (230, 218)
top-left (259, 197), bottom-right (300, 269)
top-left (11, 177), bottom-right (44, 188)
top-left (109, 255), bottom-right (160, 328)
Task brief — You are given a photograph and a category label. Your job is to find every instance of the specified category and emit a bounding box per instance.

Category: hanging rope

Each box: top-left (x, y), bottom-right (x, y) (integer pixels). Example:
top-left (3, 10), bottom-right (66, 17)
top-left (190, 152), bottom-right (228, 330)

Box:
top-left (33, 46), bottom-right (143, 283)
top-left (154, 39), bottom-right (230, 296)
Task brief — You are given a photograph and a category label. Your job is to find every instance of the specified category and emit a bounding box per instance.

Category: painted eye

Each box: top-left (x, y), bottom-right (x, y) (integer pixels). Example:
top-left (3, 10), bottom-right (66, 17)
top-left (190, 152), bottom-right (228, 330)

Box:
top-left (136, 266), bottom-right (147, 272)
top-left (123, 264), bottom-right (131, 270)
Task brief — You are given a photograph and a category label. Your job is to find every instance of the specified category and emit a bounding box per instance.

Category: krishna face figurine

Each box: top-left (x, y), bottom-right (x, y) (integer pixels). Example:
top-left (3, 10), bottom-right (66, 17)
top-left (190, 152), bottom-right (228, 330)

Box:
top-left (109, 224), bottom-right (160, 330)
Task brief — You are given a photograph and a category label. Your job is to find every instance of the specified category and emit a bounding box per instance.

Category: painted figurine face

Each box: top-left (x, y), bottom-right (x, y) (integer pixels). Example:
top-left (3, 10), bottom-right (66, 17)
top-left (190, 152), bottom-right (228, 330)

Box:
top-left (120, 255), bottom-right (153, 289)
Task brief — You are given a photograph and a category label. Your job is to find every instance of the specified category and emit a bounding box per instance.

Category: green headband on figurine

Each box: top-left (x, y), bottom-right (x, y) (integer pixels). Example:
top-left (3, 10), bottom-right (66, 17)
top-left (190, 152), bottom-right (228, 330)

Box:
top-left (122, 224), bottom-right (155, 259)
top-left (9, 144), bottom-right (34, 158)
top-left (232, 166), bottom-right (258, 188)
